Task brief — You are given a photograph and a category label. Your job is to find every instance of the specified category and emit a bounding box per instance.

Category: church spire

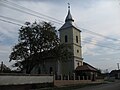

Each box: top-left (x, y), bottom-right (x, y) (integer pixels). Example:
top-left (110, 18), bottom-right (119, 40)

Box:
top-left (59, 3), bottom-right (76, 30)
top-left (65, 3), bottom-right (74, 22)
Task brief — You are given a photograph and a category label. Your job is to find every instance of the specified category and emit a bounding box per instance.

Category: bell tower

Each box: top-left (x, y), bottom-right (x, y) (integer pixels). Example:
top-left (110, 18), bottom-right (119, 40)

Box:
top-left (59, 4), bottom-right (83, 75)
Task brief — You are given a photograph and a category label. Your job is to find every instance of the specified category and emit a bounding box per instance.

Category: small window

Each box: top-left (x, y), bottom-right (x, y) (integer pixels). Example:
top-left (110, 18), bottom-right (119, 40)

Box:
top-left (77, 50), bottom-right (79, 53)
top-left (76, 36), bottom-right (78, 43)
top-left (65, 35), bottom-right (68, 42)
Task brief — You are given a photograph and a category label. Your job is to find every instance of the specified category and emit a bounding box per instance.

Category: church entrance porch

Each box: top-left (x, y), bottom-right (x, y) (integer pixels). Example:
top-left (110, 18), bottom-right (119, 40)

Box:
top-left (75, 62), bottom-right (98, 81)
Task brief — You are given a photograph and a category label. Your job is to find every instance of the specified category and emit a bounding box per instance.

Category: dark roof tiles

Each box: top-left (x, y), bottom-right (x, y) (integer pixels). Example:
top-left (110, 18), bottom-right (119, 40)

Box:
top-left (75, 62), bottom-right (97, 72)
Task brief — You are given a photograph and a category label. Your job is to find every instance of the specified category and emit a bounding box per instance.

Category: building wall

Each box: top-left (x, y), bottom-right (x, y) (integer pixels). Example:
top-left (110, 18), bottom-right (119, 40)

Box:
top-left (30, 60), bottom-right (58, 75)
top-left (60, 28), bottom-right (73, 44)
top-left (59, 27), bottom-right (83, 75)
top-left (72, 28), bottom-right (83, 69)
top-left (60, 60), bottom-right (74, 75)
top-left (30, 26), bottom-right (83, 75)
top-left (74, 57), bottom-right (83, 69)
top-left (0, 75), bottom-right (53, 90)
top-left (72, 28), bottom-right (81, 46)
top-left (42, 60), bottom-right (58, 74)
top-left (0, 75), bottom-right (53, 85)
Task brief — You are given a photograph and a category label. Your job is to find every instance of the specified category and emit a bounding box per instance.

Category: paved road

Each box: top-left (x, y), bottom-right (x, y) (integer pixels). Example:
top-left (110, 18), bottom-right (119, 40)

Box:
top-left (75, 80), bottom-right (120, 90)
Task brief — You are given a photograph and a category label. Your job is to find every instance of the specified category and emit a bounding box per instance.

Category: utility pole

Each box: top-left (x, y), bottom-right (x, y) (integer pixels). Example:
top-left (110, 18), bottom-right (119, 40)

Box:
top-left (117, 63), bottom-right (119, 70)
top-left (0, 61), bottom-right (3, 72)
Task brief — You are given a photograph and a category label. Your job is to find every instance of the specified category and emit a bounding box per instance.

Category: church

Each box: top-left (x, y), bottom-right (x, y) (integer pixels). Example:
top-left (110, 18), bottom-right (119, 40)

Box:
top-left (31, 5), bottom-right (97, 80)
top-left (58, 5), bottom-right (83, 75)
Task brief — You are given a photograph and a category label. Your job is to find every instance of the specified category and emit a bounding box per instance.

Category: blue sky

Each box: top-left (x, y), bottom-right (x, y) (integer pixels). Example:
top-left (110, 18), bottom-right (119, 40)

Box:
top-left (0, 0), bottom-right (120, 72)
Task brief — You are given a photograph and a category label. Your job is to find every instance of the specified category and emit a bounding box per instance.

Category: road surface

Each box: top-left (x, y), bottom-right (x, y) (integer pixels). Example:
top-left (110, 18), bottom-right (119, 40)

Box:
top-left (75, 80), bottom-right (120, 90)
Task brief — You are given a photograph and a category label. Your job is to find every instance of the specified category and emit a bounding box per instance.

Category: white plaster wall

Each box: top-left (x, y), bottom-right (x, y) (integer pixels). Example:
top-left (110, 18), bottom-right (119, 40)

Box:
top-left (61, 60), bottom-right (74, 75)
top-left (74, 59), bottom-right (83, 69)
top-left (72, 28), bottom-right (83, 69)
top-left (72, 28), bottom-right (82, 57)
top-left (72, 28), bottom-right (81, 45)
top-left (59, 27), bottom-right (83, 75)
top-left (0, 75), bottom-right (53, 85)
top-left (60, 28), bottom-right (73, 44)
top-left (73, 45), bottom-right (82, 58)
top-left (44, 60), bottom-right (58, 74)
top-left (30, 60), bottom-right (58, 74)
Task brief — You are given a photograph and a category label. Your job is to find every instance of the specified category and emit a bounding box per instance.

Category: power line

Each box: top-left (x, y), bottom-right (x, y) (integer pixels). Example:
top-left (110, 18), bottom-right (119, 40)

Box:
top-left (1, 0), bottom-right (120, 43)
top-left (0, 15), bottom-right (117, 51)
top-left (80, 28), bottom-right (120, 41)
top-left (5, 0), bottom-right (118, 45)
top-left (0, 1), bottom-right (119, 51)
top-left (82, 40), bottom-right (120, 51)
top-left (0, 17), bottom-right (120, 51)
top-left (0, 18), bottom-right (23, 26)
top-left (0, 15), bottom-right (23, 24)
top-left (0, 1), bottom-right (62, 25)
top-left (2, 0), bottom-right (120, 42)
top-left (0, 18), bottom-right (119, 51)
top-left (74, 23), bottom-right (120, 41)
top-left (4, 0), bottom-right (64, 23)
top-left (0, 14), bottom-right (119, 50)
top-left (69, 36), bottom-right (120, 51)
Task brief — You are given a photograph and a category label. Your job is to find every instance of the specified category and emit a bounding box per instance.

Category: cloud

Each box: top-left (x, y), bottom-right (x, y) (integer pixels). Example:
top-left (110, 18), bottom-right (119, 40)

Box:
top-left (0, 45), bottom-right (11, 54)
top-left (85, 52), bottom-right (120, 72)
top-left (75, 0), bottom-right (120, 34)
top-left (79, 0), bottom-right (120, 62)
top-left (0, 0), bottom-right (120, 71)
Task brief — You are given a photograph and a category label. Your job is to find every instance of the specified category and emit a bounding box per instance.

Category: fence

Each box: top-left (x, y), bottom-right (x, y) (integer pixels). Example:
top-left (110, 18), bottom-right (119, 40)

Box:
top-left (0, 73), bottom-right (53, 90)
top-left (54, 74), bottom-right (95, 81)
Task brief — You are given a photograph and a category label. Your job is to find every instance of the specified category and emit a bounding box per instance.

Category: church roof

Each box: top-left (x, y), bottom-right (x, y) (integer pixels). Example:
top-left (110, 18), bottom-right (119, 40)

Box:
top-left (75, 62), bottom-right (97, 72)
top-left (59, 4), bottom-right (80, 31)
top-left (59, 20), bottom-right (75, 30)
top-left (65, 9), bottom-right (74, 22)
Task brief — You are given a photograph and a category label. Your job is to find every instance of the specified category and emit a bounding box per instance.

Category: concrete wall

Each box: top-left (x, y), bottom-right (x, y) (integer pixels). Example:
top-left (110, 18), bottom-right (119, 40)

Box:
top-left (54, 80), bottom-right (103, 87)
top-left (0, 74), bottom-right (53, 85)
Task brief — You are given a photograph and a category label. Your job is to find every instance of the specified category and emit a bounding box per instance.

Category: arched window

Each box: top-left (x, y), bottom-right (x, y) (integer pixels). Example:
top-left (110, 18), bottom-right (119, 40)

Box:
top-left (76, 36), bottom-right (78, 43)
top-left (65, 35), bottom-right (68, 42)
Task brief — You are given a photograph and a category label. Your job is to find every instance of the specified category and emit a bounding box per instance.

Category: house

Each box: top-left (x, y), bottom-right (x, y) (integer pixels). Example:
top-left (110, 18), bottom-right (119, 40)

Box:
top-left (110, 70), bottom-right (120, 79)
top-left (0, 61), bottom-right (11, 73)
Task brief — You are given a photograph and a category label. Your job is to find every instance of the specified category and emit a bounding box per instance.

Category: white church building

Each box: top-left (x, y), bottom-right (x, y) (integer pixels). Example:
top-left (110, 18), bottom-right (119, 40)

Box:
top-left (30, 5), bottom-right (98, 80)
top-left (31, 6), bottom-right (84, 76)
top-left (58, 6), bottom-right (83, 75)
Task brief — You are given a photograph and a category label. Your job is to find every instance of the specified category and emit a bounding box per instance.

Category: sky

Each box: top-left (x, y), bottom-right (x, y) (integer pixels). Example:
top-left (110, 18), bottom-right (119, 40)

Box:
top-left (0, 0), bottom-right (120, 72)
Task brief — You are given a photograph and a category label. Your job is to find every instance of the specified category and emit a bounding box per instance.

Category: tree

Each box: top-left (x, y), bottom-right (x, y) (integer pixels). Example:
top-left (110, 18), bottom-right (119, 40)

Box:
top-left (9, 21), bottom-right (72, 74)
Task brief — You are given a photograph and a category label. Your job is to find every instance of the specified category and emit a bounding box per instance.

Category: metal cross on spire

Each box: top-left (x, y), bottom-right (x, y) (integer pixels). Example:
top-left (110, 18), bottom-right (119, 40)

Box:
top-left (65, 3), bottom-right (74, 22)
top-left (68, 3), bottom-right (70, 10)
